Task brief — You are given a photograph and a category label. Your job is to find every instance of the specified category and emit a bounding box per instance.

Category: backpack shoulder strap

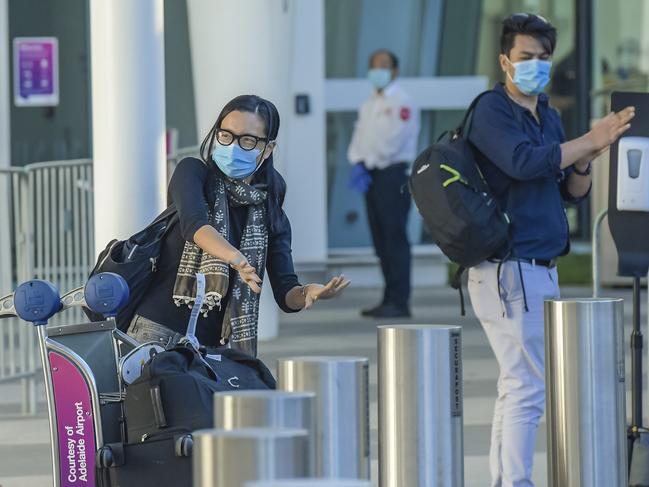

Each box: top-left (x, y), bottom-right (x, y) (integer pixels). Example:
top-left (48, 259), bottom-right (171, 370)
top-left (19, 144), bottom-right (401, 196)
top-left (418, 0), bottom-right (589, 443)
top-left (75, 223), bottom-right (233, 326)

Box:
top-left (456, 90), bottom-right (495, 136)
top-left (456, 88), bottom-right (523, 137)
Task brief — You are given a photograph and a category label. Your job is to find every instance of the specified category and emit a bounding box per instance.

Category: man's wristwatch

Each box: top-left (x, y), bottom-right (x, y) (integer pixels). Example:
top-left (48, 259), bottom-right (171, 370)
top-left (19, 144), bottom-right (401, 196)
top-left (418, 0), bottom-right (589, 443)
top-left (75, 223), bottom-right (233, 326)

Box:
top-left (573, 162), bottom-right (592, 176)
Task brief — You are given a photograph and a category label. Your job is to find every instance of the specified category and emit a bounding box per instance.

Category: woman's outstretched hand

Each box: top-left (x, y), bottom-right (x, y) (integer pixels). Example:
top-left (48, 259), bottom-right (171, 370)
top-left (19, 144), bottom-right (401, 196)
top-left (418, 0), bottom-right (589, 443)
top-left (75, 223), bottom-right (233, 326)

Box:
top-left (194, 226), bottom-right (262, 293)
top-left (303, 275), bottom-right (351, 310)
top-left (229, 252), bottom-right (262, 293)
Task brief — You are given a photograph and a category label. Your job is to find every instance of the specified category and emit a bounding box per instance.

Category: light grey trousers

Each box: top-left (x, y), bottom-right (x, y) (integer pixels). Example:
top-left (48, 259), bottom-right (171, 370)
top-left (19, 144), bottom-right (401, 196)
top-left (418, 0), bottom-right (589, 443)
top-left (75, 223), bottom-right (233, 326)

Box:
top-left (468, 260), bottom-right (560, 487)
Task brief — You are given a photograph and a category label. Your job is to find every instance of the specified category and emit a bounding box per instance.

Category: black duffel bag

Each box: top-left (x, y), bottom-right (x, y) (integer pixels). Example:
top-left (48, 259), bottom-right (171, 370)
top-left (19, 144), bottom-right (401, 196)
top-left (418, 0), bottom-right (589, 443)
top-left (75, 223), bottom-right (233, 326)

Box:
top-left (124, 343), bottom-right (276, 443)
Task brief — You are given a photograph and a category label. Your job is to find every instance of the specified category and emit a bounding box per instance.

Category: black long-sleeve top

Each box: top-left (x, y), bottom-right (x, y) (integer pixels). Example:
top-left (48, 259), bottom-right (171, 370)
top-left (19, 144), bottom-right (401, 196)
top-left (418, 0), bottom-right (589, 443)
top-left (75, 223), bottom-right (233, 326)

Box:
top-left (136, 157), bottom-right (301, 346)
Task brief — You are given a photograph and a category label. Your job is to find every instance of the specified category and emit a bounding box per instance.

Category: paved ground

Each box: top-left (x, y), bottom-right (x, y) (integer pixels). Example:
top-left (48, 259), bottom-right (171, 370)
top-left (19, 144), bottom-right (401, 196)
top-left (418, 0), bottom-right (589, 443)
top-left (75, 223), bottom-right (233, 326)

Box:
top-left (0, 284), bottom-right (646, 486)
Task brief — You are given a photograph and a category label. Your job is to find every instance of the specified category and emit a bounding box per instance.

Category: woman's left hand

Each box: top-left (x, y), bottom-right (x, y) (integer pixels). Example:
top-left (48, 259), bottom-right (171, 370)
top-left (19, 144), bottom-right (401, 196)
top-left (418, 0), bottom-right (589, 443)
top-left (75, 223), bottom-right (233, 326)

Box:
top-left (303, 275), bottom-right (351, 310)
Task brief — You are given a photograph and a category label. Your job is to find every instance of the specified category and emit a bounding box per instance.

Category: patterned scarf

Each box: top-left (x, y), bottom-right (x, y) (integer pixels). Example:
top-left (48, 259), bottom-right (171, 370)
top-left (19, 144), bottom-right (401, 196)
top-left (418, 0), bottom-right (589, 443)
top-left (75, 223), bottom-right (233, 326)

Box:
top-left (172, 176), bottom-right (268, 357)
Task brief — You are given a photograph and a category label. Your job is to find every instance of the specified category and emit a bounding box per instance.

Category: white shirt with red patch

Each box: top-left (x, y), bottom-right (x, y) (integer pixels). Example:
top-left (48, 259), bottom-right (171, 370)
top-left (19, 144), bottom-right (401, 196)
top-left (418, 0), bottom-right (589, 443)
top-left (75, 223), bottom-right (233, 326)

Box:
top-left (347, 81), bottom-right (420, 170)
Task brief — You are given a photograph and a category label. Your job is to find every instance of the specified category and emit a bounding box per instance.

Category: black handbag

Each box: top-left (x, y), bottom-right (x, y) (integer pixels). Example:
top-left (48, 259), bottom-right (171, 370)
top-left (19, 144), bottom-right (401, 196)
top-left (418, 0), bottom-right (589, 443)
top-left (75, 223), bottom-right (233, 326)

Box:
top-left (84, 205), bottom-right (178, 329)
top-left (86, 159), bottom-right (219, 329)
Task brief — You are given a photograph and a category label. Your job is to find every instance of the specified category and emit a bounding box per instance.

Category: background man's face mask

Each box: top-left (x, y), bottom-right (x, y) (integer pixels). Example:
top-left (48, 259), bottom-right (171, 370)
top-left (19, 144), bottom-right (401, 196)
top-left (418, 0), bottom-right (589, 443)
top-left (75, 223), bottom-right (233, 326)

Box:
top-left (507, 57), bottom-right (552, 96)
top-left (211, 143), bottom-right (261, 180)
top-left (368, 68), bottom-right (392, 91)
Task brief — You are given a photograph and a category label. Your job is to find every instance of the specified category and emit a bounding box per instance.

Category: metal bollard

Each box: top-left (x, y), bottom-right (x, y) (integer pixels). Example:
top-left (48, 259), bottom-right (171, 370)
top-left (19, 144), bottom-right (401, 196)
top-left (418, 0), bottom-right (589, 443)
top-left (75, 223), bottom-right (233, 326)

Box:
top-left (545, 298), bottom-right (627, 487)
top-left (277, 356), bottom-right (370, 479)
top-left (213, 390), bottom-right (316, 475)
top-left (245, 480), bottom-right (371, 486)
top-left (378, 325), bottom-right (464, 487)
top-left (193, 428), bottom-right (309, 487)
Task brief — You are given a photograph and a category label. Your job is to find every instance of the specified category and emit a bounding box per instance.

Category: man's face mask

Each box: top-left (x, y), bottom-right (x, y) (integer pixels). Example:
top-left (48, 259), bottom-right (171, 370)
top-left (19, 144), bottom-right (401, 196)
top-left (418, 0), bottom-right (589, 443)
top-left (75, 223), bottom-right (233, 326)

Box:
top-left (368, 68), bottom-right (392, 91)
top-left (211, 143), bottom-right (261, 180)
top-left (506, 57), bottom-right (552, 96)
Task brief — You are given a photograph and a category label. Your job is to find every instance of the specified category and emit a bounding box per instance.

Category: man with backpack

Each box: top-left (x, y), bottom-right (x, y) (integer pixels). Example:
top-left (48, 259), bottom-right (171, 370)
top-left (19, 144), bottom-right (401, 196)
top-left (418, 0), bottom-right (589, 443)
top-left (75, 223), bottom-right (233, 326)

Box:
top-left (466, 14), bottom-right (635, 487)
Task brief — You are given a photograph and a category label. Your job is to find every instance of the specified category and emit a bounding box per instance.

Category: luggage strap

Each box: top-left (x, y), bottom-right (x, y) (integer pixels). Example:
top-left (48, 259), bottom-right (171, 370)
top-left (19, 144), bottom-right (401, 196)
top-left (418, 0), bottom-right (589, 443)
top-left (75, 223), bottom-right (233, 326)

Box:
top-left (450, 266), bottom-right (466, 317)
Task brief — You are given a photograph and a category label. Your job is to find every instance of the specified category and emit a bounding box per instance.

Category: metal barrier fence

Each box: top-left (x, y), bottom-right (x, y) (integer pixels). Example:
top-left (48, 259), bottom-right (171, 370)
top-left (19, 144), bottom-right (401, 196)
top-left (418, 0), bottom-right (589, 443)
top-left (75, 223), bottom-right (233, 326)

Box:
top-left (0, 159), bottom-right (94, 415)
top-left (0, 148), bottom-right (198, 415)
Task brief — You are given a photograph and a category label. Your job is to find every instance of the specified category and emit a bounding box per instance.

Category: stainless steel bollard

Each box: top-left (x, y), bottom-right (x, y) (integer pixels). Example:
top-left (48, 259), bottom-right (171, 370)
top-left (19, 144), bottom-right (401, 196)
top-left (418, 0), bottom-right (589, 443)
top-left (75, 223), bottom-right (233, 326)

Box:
top-left (277, 356), bottom-right (370, 479)
top-left (378, 325), bottom-right (464, 487)
top-left (545, 298), bottom-right (627, 487)
top-left (245, 480), bottom-right (371, 486)
top-left (193, 428), bottom-right (309, 487)
top-left (213, 390), bottom-right (316, 474)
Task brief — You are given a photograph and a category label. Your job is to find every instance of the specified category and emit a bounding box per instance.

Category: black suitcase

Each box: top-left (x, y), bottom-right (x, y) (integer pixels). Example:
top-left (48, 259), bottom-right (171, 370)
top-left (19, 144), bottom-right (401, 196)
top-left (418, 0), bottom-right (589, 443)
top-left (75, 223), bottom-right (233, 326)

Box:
top-left (97, 434), bottom-right (193, 487)
top-left (98, 344), bottom-right (275, 486)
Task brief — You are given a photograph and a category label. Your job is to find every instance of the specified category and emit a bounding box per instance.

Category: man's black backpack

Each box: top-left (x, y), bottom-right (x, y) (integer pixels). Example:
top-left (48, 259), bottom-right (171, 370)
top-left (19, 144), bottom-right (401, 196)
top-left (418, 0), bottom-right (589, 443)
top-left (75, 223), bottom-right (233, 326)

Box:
top-left (409, 91), bottom-right (516, 313)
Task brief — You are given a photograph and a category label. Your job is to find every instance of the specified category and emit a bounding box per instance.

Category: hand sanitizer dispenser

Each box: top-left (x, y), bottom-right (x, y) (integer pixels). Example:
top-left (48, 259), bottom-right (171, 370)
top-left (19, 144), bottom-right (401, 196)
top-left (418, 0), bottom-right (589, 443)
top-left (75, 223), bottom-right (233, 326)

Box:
top-left (616, 136), bottom-right (649, 212)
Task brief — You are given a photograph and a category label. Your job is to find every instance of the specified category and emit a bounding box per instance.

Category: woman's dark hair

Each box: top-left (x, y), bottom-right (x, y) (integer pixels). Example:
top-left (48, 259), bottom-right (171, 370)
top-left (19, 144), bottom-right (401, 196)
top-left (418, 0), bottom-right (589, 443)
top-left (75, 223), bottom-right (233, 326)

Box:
top-left (199, 94), bottom-right (287, 234)
top-left (500, 13), bottom-right (557, 57)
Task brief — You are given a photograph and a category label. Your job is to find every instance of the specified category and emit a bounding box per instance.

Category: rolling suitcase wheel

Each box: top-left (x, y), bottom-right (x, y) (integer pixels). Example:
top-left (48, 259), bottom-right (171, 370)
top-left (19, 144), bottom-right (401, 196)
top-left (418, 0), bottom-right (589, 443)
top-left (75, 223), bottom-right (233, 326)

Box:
top-left (175, 434), bottom-right (193, 458)
top-left (97, 446), bottom-right (114, 468)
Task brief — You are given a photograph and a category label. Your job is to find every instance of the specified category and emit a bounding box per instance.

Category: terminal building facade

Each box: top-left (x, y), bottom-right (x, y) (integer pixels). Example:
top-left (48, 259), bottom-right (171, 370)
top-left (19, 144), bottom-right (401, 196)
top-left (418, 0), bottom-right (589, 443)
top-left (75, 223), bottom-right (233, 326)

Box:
top-left (0, 0), bottom-right (647, 290)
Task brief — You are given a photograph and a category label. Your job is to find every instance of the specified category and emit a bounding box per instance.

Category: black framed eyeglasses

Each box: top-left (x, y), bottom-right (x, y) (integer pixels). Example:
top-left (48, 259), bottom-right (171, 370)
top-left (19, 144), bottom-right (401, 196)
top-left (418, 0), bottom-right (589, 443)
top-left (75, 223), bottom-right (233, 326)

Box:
top-left (215, 128), bottom-right (268, 151)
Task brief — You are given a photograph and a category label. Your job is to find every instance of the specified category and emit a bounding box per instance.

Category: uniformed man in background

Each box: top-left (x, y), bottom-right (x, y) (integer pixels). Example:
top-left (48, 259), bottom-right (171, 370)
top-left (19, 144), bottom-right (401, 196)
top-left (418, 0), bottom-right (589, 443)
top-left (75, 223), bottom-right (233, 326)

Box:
top-left (347, 49), bottom-right (420, 318)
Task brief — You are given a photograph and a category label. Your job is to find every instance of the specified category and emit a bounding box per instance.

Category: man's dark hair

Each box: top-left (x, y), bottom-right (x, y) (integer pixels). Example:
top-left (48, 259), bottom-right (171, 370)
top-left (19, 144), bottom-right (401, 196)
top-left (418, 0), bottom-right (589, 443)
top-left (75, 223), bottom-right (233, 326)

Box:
top-left (369, 49), bottom-right (399, 69)
top-left (500, 13), bottom-right (557, 57)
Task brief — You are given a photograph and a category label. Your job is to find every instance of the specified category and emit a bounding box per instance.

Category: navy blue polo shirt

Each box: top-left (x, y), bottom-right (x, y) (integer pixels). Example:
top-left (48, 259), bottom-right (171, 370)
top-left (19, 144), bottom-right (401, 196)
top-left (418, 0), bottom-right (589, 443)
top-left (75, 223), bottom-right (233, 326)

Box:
top-left (468, 83), bottom-right (587, 261)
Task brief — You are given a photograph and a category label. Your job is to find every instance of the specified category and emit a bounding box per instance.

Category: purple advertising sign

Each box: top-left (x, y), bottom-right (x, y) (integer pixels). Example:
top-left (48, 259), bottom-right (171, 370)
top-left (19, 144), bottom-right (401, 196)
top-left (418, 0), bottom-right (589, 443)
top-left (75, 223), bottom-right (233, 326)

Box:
top-left (50, 351), bottom-right (96, 487)
top-left (13, 37), bottom-right (59, 107)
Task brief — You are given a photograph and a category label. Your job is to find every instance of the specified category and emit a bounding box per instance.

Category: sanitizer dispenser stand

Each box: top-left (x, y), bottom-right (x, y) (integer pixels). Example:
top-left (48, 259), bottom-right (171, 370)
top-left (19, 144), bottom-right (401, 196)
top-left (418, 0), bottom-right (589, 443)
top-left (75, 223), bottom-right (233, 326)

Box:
top-left (608, 91), bottom-right (649, 486)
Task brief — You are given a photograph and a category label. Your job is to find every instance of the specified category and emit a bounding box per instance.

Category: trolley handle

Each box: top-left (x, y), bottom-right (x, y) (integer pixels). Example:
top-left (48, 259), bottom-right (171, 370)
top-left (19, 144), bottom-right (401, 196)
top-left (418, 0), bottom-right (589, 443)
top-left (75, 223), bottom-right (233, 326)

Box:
top-left (60, 286), bottom-right (87, 312)
top-left (0, 293), bottom-right (16, 319)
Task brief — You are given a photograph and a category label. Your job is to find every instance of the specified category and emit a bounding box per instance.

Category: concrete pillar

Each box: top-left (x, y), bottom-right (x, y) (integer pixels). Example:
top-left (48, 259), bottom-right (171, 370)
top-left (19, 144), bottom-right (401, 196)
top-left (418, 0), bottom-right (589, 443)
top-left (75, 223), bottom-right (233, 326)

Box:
top-left (89, 0), bottom-right (167, 256)
top-left (0, 0), bottom-right (12, 293)
top-left (186, 0), bottom-right (292, 150)
top-left (284, 0), bottom-right (327, 265)
top-left (257, 275), bottom-right (279, 342)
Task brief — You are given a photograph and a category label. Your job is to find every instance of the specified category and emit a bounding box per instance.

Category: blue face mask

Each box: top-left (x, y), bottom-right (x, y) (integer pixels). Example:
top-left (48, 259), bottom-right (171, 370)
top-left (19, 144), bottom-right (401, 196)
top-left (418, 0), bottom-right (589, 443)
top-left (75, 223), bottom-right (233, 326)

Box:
top-left (368, 68), bottom-right (392, 91)
top-left (211, 143), bottom-right (261, 180)
top-left (507, 58), bottom-right (552, 96)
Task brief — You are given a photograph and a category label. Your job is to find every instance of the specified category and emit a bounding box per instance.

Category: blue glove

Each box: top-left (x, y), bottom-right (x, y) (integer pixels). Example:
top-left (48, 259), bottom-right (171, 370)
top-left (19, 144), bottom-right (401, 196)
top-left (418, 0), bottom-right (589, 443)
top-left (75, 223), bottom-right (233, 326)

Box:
top-left (348, 162), bottom-right (372, 193)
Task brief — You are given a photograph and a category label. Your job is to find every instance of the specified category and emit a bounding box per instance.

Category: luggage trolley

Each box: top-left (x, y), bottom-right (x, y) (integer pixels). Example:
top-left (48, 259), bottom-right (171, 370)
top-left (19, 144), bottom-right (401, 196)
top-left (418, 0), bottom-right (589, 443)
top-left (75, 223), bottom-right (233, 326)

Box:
top-left (0, 272), bottom-right (167, 487)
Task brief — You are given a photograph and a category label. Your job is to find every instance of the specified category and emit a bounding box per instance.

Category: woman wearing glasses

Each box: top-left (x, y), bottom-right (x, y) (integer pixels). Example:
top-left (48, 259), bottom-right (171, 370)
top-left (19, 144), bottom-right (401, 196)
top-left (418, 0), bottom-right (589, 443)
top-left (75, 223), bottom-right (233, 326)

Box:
top-left (128, 94), bottom-right (350, 357)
